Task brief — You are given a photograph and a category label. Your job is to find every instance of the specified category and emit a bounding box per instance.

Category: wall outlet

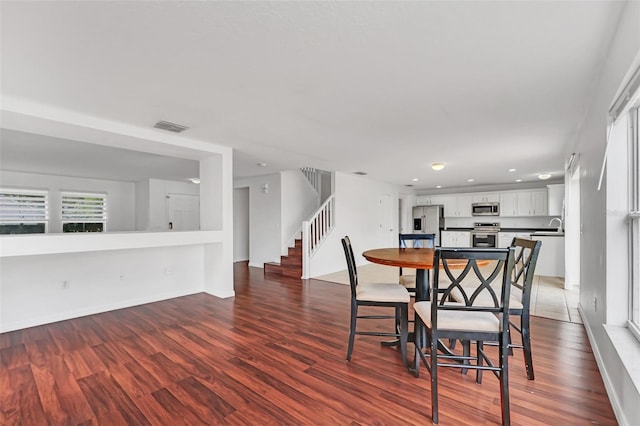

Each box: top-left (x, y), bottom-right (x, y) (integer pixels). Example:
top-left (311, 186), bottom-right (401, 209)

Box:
top-left (593, 296), bottom-right (598, 311)
top-left (164, 267), bottom-right (172, 276)
top-left (62, 280), bottom-right (70, 289)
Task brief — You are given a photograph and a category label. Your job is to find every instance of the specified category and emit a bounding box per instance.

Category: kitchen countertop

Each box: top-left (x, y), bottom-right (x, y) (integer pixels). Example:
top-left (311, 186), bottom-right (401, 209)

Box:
top-left (442, 227), bottom-right (563, 233)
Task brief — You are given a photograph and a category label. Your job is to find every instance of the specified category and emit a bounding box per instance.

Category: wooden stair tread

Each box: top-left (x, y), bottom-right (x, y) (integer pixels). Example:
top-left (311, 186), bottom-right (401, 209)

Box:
top-left (264, 239), bottom-right (303, 279)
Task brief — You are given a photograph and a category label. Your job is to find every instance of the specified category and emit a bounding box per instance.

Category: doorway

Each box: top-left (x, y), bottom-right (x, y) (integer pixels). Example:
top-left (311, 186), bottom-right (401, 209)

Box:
top-left (377, 194), bottom-right (395, 246)
top-left (233, 187), bottom-right (250, 262)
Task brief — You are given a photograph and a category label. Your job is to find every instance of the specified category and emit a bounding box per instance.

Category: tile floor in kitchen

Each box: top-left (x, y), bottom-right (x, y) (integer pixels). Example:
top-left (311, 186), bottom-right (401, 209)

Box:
top-left (530, 275), bottom-right (581, 323)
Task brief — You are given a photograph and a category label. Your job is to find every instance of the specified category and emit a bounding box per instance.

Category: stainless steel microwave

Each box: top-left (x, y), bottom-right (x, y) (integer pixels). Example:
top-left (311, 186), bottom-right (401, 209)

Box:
top-left (472, 202), bottom-right (500, 216)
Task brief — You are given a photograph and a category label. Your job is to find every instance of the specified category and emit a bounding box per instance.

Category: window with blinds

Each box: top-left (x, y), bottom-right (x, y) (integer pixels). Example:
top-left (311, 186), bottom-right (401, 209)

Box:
top-left (61, 192), bottom-right (107, 233)
top-left (0, 189), bottom-right (49, 234)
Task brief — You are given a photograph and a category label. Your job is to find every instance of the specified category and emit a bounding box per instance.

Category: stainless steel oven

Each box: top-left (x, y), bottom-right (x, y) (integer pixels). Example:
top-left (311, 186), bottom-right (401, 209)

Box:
top-left (471, 222), bottom-right (500, 248)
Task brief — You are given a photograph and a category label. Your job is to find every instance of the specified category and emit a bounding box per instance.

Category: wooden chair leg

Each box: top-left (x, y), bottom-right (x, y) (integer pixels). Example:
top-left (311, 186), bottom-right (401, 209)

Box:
top-left (521, 315), bottom-right (535, 380)
top-left (507, 325), bottom-right (514, 356)
top-left (399, 304), bottom-right (408, 367)
top-left (476, 340), bottom-right (483, 384)
top-left (412, 317), bottom-right (422, 377)
top-left (461, 340), bottom-right (470, 375)
top-left (347, 302), bottom-right (357, 361)
top-left (500, 336), bottom-right (511, 425)
top-left (431, 330), bottom-right (439, 424)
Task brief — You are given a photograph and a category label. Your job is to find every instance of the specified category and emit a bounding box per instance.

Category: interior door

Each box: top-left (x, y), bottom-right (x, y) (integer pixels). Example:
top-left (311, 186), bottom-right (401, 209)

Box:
top-left (167, 193), bottom-right (200, 231)
top-left (377, 194), bottom-right (395, 245)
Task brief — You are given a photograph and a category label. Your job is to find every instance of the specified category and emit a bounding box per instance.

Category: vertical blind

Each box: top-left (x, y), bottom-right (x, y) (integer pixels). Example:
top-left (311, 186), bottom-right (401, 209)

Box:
top-left (0, 189), bottom-right (49, 221)
top-left (61, 192), bottom-right (107, 222)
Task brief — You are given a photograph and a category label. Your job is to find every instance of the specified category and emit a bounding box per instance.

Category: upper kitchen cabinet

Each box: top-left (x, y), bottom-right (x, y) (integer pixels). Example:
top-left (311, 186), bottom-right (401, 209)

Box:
top-left (528, 189), bottom-right (548, 216)
top-left (443, 195), bottom-right (472, 217)
top-left (472, 193), bottom-right (500, 203)
top-left (500, 189), bottom-right (547, 216)
top-left (500, 192), bottom-right (518, 216)
top-left (547, 184), bottom-right (565, 216)
top-left (416, 195), bottom-right (447, 206)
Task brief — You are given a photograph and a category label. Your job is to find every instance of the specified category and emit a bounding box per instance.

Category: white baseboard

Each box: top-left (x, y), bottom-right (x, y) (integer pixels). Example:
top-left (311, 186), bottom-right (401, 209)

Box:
top-left (0, 288), bottom-right (201, 333)
top-left (578, 304), bottom-right (626, 425)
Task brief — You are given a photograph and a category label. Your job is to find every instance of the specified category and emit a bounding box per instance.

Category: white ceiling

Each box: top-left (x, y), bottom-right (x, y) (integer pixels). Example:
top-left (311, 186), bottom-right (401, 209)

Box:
top-left (0, 1), bottom-right (625, 190)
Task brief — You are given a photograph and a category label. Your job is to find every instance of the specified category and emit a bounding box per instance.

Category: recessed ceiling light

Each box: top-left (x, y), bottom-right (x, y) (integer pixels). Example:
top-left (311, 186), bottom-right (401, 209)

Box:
top-left (431, 162), bottom-right (445, 171)
top-left (189, 178), bottom-right (200, 184)
top-left (436, 185), bottom-right (442, 189)
top-left (412, 178), bottom-right (419, 182)
top-left (467, 178), bottom-right (474, 182)
top-left (538, 173), bottom-right (552, 180)
top-left (257, 162), bottom-right (267, 167)
top-left (508, 168), bottom-right (516, 172)
top-left (515, 179), bottom-right (522, 182)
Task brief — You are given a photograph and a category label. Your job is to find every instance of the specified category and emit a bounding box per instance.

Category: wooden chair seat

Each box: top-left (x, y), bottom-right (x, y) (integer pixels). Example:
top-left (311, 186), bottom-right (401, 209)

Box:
top-left (357, 284), bottom-right (411, 303)
top-left (414, 301), bottom-right (501, 332)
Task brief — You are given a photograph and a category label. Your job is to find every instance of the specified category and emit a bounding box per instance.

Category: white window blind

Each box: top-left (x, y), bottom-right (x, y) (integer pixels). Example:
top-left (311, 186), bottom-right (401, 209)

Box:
top-left (61, 192), bottom-right (107, 222)
top-left (0, 189), bottom-right (48, 221)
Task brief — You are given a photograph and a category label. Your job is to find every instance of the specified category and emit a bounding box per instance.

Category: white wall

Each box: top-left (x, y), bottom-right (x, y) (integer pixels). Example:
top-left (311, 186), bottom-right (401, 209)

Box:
top-left (147, 178), bottom-right (200, 231)
top-left (135, 179), bottom-right (150, 231)
top-left (234, 173), bottom-right (282, 267)
top-left (569, 1), bottom-right (640, 423)
top-left (233, 187), bottom-right (249, 262)
top-left (307, 172), bottom-right (403, 277)
top-left (281, 170), bottom-right (320, 253)
top-left (1, 98), bottom-right (235, 332)
top-left (0, 170), bottom-right (135, 232)
top-left (0, 245), bottom-right (204, 331)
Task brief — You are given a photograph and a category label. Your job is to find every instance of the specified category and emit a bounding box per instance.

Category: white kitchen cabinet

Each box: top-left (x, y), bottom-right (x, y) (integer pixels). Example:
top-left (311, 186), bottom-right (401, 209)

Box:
top-left (500, 189), bottom-right (547, 216)
top-left (416, 195), bottom-right (448, 206)
top-left (441, 231), bottom-right (471, 247)
top-left (529, 189), bottom-right (548, 216)
top-left (415, 195), bottom-right (430, 205)
top-left (429, 196), bottom-right (448, 206)
top-left (472, 193), bottom-right (500, 203)
top-left (531, 235), bottom-right (565, 277)
top-left (547, 184), bottom-right (565, 216)
top-left (442, 195), bottom-right (472, 217)
top-left (498, 232), bottom-right (532, 248)
top-left (500, 192), bottom-right (518, 216)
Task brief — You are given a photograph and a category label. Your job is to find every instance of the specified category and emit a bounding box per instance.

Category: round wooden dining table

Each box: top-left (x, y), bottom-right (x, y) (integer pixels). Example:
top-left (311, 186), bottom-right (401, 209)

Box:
top-left (362, 247), bottom-right (436, 301)
top-left (363, 247), bottom-right (489, 354)
top-left (362, 247), bottom-right (488, 301)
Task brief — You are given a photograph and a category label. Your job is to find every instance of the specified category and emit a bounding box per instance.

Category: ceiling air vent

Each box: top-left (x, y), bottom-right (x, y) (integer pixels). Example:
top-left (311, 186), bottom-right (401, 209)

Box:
top-left (153, 120), bottom-right (189, 133)
top-left (353, 171), bottom-right (368, 175)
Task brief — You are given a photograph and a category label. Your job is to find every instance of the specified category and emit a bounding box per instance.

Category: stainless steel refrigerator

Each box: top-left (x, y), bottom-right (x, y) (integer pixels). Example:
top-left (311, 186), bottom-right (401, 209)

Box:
top-left (412, 205), bottom-right (444, 246)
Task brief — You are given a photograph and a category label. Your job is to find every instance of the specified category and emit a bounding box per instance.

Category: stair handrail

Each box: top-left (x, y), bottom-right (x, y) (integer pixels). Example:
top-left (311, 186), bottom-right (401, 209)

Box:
top-left (302, 194), bottom-right (335, 279)
top-left (301, 167), bottom-right (321, 196)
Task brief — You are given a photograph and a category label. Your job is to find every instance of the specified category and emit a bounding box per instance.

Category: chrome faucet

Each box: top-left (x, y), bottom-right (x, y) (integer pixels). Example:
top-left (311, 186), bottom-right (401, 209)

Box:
top-left (548, 217), bottom-right (563, 232)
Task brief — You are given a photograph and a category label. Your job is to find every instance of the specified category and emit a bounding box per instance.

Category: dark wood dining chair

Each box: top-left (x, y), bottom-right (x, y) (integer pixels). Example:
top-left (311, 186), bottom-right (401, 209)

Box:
top-left (398, 233), bottom-right (436, 293)
top-left (445, 238), bottom-right (542, 380)
top-left (412, 247), bottom-right (516, 425)
top-left (341, 236), bottom-right (410, 366)
top-left (507, 237), bottom-right (542, 380)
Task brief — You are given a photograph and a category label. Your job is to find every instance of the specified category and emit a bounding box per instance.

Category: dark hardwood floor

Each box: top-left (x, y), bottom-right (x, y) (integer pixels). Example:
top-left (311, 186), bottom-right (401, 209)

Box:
top-left (1, 262), bottom-right (616, 425)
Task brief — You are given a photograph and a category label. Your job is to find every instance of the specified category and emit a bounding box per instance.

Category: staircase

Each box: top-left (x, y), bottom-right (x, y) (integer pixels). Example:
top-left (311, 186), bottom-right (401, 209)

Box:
top-left (264, 238), bottom-right (303, 279)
